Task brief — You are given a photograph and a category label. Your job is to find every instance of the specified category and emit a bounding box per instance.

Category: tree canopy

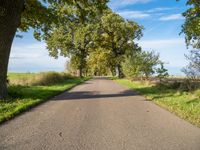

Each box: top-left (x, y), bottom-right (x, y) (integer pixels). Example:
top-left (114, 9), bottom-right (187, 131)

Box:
top-left (182, 0), bottom-right (200, 49)
top-left (0, 0), bottom-right (108, 99)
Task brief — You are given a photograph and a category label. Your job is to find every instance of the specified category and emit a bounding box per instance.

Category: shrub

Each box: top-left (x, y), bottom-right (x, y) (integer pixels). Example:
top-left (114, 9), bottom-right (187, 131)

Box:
top-left (156, 63), bottom-right (169, 84)
top-left (122, 51), bottom-right (160, 79)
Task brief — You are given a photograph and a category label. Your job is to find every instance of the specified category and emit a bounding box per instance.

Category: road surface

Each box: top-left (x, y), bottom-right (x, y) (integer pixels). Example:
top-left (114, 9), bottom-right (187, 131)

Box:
top-left (0, 77), bottom-right (200, 150)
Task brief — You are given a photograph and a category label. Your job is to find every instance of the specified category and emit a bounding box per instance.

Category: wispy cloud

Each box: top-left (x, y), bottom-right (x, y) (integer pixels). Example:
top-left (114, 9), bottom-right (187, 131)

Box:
top-left (119, 0), bottom-right (152, 5)
top-left (159, 14), bottom-right (184, 21)
top-left (117, 7), bottom-right (180, 20)
top-left (9, 42), bottom-right (66, 72)
top-left (109, 0), bottom-right (153, 10)
top-left (138, 39), bottom-right (184, 49)
top-left (10, 53), bottom-right (45, 59)
top-left (119, 11), bottom-right (150, 19)
top-left (147, 7), bottom-right (177, 13)
top-left (10, 43), bottom-right (47, 59)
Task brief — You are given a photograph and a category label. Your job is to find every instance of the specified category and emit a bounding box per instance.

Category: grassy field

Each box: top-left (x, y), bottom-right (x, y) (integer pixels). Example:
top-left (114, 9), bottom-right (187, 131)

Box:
top-left (8, 72), bottom-right (35, 80)
top-left (0, 73), bottom-right (90, 123)
top-left (115, 79), bottom-right (200, 128)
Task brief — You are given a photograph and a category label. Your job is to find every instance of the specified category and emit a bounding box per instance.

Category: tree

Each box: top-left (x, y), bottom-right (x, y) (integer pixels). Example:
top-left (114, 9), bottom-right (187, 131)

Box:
top-left (87, 48), bottom-right (112, 76)
top-left (140, 51), bottom-right (160, 78)
top-left (67, 55), bottom-right (87, 76)
top-left (156, 63), bottom-right (169, 83)
top-left (122, 57), bottom-right (141, 79)
top-left (46, 22), bottom-right (99, 77)
top-left (45, 2), bottom-right (109, 77)
top-left (181, 0), bottom-right (200, 49)
top-left (0, 0), bottom-right (48, 99)
top-left (0, 0), bottom-right (108, 99)
top-left (97, 10), bottom-right (143, 78)
top-left (122, 50), bottom-right (160, 79)
top-left (182, 49), bottom-right (200, 79)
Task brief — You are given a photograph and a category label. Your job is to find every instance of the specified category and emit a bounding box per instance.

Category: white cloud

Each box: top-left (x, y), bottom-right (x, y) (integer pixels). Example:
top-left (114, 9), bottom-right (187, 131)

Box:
top-left (10, 43), bottom-right (47, 59)
top-left (9, 42), bottom-right (67, 72)
top-left (119, 0), bottom-right (152, 5)
top-left (109, 0), bottom-right (153, 10)
top-left (10, 53), bottom-right (43, 59)
top-left (147, 7), bottom-right (177, 13)
top-left (119, 11), bottom-right (150, 19)
top-left (159, 14), bottom-right (184, 21)
top-left (117, 7), bottom-right (180, 20)
top-left (138, 39), bottom-right (184, 49)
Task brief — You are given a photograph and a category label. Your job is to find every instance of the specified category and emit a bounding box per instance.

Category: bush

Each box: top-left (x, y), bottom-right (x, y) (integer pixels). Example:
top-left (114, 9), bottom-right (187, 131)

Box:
top-left (166, 79), bottom-right (200, 92)
top-left (31, 72), bottom-right (71, 86)
top-left (169, 81), bottom-right (181, 89)
top-left (122, 51), bottom-right (160, 79)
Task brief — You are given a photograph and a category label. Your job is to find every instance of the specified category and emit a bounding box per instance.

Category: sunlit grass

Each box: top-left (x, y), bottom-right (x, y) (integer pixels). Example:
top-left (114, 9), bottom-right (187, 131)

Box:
top-left (115, 79), bottom-right (200, 128)
top-left (0, 73), bottom-right (90, 123)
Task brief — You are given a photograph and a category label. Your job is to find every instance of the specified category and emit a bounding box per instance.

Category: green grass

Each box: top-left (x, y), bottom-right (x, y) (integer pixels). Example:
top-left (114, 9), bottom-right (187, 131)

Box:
top-left (0, 74), bottom-right (90, 123)
top-left (115, 79), bottom-right (200, 128)
top-left (8, 72), bottom-right (36, 80)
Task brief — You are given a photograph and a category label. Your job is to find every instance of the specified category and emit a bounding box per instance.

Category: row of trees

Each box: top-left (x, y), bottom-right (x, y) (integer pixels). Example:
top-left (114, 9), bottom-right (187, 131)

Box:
top-left (0, 1), bottom-right (143, 98)
top-left (0, 0), bottom-right (108, 99)
top-left (52, 0), bottom-right (200, 80)
top-left (65, 10), bottom-right (143, 77)
top-left (0, 0), bottom-right (199, 99)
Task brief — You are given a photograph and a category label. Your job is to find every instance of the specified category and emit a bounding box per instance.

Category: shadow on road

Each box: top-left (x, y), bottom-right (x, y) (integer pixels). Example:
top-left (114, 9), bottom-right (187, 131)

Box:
top-left (52, 89), bottom-right (138, 101)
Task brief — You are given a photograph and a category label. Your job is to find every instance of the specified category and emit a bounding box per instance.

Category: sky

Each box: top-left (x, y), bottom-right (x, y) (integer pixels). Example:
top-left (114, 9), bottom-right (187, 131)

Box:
top-left (9, 0), bottom-right (189, 75)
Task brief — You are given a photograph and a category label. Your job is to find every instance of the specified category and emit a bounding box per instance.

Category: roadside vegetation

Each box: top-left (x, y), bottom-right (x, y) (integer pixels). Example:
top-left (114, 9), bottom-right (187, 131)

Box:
top-left (0, 0), bottom-right (199, 127)
top-left (0, 72), bottom-right (89, 123)
top-left (8, 72), bottom-right (73, 86)
top-left (114, 78), bottom-right (200, 127)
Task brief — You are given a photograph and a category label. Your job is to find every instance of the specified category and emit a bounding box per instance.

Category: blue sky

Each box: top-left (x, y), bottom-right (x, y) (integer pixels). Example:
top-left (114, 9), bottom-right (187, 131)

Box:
top-left (9, 0), bottom-right (189, 75)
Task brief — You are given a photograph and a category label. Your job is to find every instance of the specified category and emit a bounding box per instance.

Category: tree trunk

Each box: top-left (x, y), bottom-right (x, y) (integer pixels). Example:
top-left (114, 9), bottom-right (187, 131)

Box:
top-left (78, 67), bottom-right (83, 77)
top-left (116, 64), bottom-right (123, 78)
top-left (0, 0), bottom-right (24, 99)
top-left (110, 67), bottom-right (116, 77)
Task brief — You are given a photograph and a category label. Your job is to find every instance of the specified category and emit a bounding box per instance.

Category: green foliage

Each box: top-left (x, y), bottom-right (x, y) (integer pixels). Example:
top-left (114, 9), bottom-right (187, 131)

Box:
top-left (87, 48), bottom-right (112, 76)
top-left (156, 63), bottom-right (169, 83)
top-left (100, 10), bottom-right (143, 53)
top-left (45, 8), bottom-right (143, 78)
top-left (45, 3), bottom-right (103, 76)
top-left (70, 55), bottom-right (87, 73)
top-left (115, 79), bottom-right (200, 128)
top-left (16, 0), bottom-right (109, 77)
top-left (122, 53), bottom-right (143, 78)
top-left (181, 0), bottom-right (200, 48)
top-left (20, 0), bottom-right (108, 40)
top-left (122, 51), bottom-right (160, 79)
top-left (92, 10), bottom-right (143, 77)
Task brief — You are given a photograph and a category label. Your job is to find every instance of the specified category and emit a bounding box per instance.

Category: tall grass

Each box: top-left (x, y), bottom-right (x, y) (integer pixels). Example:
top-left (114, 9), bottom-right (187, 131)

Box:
top-left (8, 72), bottom-right (72, 86)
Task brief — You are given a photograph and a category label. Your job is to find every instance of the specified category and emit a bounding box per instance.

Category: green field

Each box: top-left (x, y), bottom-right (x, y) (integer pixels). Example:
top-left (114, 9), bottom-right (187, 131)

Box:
top-left (8, 72), bottom-right (36, 80)
top-left (0, 73), bottom-right (89, 123)
top-left (115, 79), bottom-right (200, 128)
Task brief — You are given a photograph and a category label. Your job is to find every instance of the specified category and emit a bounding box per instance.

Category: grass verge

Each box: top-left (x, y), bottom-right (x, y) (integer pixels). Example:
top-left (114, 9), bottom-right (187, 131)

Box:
top-left (114, 79), bottom-right (200, 128)
top-left (0, 76), bottom-right (90, 124)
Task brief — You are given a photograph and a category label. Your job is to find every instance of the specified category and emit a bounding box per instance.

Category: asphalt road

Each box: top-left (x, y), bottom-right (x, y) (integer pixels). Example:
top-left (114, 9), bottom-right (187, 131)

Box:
top-left (0, 77), bottom-right (200, 150)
